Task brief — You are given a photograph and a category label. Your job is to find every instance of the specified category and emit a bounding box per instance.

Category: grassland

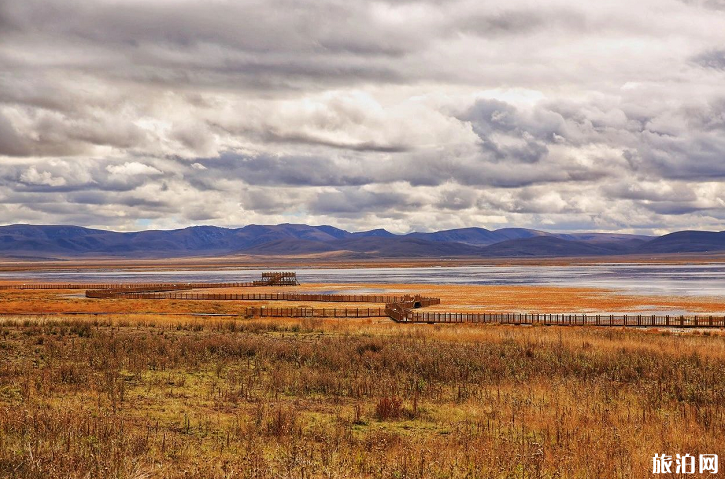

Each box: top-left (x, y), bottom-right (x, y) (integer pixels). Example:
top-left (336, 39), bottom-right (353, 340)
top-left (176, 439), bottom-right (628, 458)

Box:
top-left (2, 281), bottom-right (725, 478)
top-left (1, 312), bottom-right (725, 478)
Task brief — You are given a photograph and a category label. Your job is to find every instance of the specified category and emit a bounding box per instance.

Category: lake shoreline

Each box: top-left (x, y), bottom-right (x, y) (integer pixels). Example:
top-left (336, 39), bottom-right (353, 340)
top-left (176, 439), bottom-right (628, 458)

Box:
top-left (2, 263), bottom-right (725, 297)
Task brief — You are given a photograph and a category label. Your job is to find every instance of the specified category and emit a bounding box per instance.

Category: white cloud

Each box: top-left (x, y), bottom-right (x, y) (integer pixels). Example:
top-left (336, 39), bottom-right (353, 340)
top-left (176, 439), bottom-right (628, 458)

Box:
top-left (19, 167), bottom-right (67, 187)
top-left (106, 162), bottom-right (163, 177)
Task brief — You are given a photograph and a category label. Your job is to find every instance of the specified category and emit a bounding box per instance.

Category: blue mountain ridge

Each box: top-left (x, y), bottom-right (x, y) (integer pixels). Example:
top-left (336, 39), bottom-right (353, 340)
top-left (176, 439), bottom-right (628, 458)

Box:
top-left (0, 223), bottom-right (721, 258)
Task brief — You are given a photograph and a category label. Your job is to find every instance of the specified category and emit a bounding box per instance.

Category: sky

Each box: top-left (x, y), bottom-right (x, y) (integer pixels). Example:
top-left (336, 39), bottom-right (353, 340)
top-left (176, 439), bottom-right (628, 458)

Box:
top-left (1, 0), bottom-right (725, 234)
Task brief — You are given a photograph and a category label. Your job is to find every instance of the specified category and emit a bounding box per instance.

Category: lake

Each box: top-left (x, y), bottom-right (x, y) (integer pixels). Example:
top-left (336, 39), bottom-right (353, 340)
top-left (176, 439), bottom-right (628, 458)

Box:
top-left (1, 264), bottom-right (724, 297)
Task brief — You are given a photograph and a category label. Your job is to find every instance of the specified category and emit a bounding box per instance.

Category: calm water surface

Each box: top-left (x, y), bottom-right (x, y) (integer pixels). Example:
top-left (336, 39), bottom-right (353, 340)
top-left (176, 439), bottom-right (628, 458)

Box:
top-left (1, 264), bottom-right (724, 297)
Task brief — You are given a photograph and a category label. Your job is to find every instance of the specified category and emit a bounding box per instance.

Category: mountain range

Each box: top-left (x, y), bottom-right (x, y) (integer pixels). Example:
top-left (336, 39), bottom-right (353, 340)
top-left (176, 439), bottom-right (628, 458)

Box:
top-left (1, 223), bottom-right (725, 259)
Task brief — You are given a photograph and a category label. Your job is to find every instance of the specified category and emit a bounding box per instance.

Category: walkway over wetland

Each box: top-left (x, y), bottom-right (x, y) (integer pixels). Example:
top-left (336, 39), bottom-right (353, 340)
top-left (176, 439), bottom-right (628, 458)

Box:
top-left (2, 272), bottom-right (724, 328)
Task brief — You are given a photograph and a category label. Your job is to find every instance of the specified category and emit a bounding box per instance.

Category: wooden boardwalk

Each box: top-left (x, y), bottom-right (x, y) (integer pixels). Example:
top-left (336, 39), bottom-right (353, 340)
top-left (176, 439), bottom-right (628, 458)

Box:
top-left (2, 273), bottom-right (724, 327)
top-left (85, 290), bottom-right (430, 304)
top-left (384, 309), bottom-right (725, 328)
top-left (0, 272), bottom-right (299, 292)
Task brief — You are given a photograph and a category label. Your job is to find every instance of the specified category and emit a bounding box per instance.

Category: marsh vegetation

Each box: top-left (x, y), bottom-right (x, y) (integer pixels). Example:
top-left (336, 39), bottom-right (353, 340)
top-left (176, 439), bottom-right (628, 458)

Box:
top-left (1, 315), bottom-right (725, 478)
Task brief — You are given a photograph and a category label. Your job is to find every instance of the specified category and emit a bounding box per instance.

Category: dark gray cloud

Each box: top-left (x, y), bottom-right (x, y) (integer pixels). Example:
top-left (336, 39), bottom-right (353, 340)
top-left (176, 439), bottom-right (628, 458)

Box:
top-left (0, 0), bottom-right (415, 94)
top-left (679, 0), bottom-right (725, 10)
top-left (191, 153), bottom-right (375, 188)
top-left (0, 112), bottom-right (29, 156)
top-left (693, 49), bottom-right (725, 70)
top-left (309, 189), bottom-right (417, 215)
top-left (455, 8), bottom-right (587, 38)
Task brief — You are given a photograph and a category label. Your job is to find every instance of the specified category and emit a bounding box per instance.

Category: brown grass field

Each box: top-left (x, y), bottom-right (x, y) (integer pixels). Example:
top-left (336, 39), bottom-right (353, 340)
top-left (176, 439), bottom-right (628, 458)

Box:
top-left (2, 281), bottom-right (725, 478)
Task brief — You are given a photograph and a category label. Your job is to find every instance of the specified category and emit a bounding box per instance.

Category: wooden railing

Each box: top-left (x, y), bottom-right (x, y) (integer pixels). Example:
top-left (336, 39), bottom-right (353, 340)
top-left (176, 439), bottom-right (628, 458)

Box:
top-left (2, 281), bottom-right (260, 291)
top-left (257, 272), bottom-right (298, 286)
top-left (0, 272), bottom-right (299, 292)
top-left (240, 306), bottom-right (385, 318)
top-left (86, 290), bottom-right (440, 304)
top-left (385, 310), bottom-right (725, 328)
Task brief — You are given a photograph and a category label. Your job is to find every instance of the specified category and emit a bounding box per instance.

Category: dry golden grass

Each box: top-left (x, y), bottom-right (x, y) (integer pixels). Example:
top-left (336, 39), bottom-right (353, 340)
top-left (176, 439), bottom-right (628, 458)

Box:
top-left (2, 314), bottom-right (725, 478)
top-left (0, 285), bottom-right (384, 315)
top-left (2, 282), bottom-right (725, 477)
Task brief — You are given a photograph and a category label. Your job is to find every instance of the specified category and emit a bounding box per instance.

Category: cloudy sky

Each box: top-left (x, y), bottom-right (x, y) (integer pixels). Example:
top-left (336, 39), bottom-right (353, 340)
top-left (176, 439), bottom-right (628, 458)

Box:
top-left (1, 0), bottom-right (725, 234)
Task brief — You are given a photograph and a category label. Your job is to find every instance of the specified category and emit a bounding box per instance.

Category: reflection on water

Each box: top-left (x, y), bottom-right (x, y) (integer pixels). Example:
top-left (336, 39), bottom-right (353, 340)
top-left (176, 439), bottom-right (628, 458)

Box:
top-left (0, 264), bottom-right (724, 297)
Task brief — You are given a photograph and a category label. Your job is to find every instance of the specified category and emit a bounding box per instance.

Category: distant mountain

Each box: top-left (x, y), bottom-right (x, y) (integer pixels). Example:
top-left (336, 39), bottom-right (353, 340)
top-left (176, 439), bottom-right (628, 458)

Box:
top-left (491, 228), bottom-right (548, 241)
top-left (2, 223), bottom-right (724, 259)
top-left (633, 231), bottom-right (725, 254)
top-left (334, 237), bottom-right (484, 257)
top-left (403, 227), bottom-right (650, 249)
top-left (554, 232), bottom-right (652, 243)
top-left (405, 227), bottom-right (505, 246)
top-left (241, 238), bottom-right (339, 255)
top-left (307, 225), bottom-right (350, 239)
top-left (243, 236), bottom-right (484, 257)
top-left (478, 236), bottom-right (629, 257)
top-left (404, 227), bottom-right (559, 245)
top-left (350, 228), bottom-right (396, 238)
top-left (0, 223), bottom-right (391, 257)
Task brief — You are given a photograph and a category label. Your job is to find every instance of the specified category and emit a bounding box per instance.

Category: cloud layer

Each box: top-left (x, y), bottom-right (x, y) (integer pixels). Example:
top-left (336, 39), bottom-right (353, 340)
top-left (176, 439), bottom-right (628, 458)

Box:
top-left (1, 0), bottom-right (725, 233)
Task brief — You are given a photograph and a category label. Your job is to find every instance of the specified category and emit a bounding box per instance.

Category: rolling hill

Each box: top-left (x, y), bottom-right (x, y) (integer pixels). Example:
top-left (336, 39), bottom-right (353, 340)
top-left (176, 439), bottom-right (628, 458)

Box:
top-left (632, 231), bottom-right (725, 254)
top-left (1, 223), bottom-right (723, 259)
top-left (477, 236), bottom-right (629, 257)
